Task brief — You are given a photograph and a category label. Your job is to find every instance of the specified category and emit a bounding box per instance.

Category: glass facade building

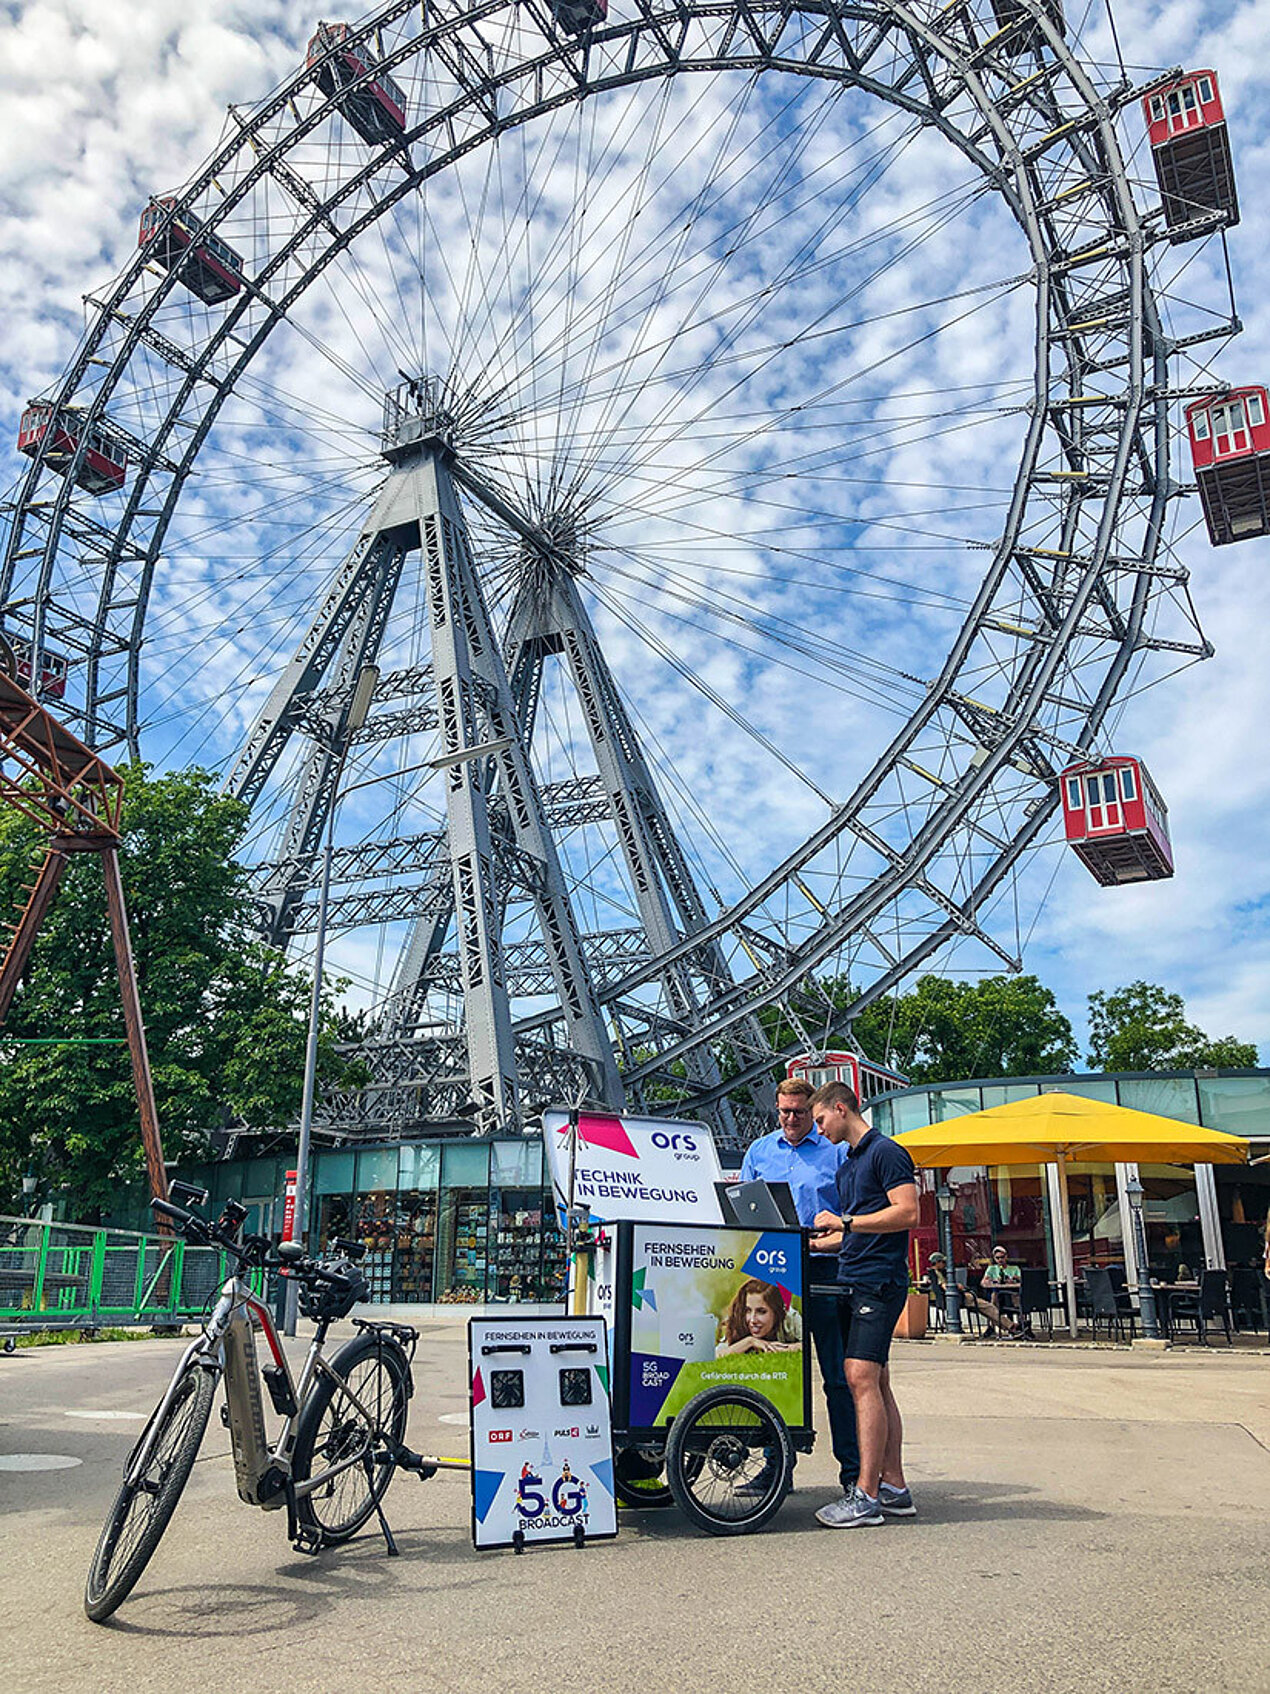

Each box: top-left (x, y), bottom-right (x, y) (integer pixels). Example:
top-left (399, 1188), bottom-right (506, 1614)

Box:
top-left (155, 1069), bottom-right (1269, 1309)
top-left (175, 1138), bottom-right (568, 1306)
top-left (869, 1070), bottom-right (1270, 1288)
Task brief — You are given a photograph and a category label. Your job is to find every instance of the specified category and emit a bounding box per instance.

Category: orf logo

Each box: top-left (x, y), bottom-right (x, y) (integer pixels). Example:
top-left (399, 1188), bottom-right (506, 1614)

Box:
top-left (488, 1429), bottom-right (512, 1443)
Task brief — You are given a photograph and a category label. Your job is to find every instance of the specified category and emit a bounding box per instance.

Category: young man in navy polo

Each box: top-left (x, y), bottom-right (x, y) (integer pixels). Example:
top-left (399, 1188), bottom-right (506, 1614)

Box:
top-left (809, 1080), bottom-right (919, 1528)
top-left (739, 1076), bottom-right (858, 1493)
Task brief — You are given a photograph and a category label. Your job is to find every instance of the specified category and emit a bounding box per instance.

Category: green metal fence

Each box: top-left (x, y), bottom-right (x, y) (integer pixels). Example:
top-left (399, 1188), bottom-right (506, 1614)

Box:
top-left (0, 1215), bottom-right (261, 1331)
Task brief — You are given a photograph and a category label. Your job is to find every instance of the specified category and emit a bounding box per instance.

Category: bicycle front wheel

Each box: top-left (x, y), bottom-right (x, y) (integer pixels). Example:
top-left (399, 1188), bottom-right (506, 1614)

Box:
top-left (292, 1333), bottom-right (411, 1546)
top-left (665, 1386), bottom-right (794, 1536)
top-left (84, 1364), bottom-right (216, 1622)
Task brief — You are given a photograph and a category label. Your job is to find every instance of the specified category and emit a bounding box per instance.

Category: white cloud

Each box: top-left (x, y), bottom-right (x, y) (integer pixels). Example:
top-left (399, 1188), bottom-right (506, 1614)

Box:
top-left (0, 1), bottom-right (1266, 1060)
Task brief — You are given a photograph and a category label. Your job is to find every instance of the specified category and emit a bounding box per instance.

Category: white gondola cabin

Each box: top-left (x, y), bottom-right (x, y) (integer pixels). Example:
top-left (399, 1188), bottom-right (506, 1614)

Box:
top-left (138, 198), bottom-right (244, 304)
top-left (1143, 71), bottom-right (1239, 243)
top-left (307, 23), bottom-right (407, 147)
top-left (988, 0), bottom-right (1064, 55)
top-left (17, 402), bottom-right (127, 496)
top-left (786, 1051), bottom-right (908, 1106)
top-left (550, 0), bottom-right (607, 33)
top-left (1061, 757), bottom-right (1173, 886)
top-left (1186, 386), bottom-right (1270, 547)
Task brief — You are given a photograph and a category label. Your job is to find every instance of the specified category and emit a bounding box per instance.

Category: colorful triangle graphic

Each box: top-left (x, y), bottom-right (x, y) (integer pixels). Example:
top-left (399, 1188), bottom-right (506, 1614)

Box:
top-left (472, 1468), bottom-right (503, 1523)
top-left (556, 1112), bottom-right (638, 1160)
top-left (471, 1367), bottom-right (485, 1407)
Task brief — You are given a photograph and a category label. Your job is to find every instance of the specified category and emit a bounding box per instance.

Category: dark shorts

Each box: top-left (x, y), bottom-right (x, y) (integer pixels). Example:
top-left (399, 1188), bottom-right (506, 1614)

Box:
top-left (838, 1281), bottom-right (909, 1368)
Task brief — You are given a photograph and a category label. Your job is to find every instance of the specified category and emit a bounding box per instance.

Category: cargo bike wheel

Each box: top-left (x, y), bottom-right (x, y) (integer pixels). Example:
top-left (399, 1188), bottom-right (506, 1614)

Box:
top-left (612, 1442), bottom-right (674, 1509)
top-left (664, 1386), bottom-right (794, 1535)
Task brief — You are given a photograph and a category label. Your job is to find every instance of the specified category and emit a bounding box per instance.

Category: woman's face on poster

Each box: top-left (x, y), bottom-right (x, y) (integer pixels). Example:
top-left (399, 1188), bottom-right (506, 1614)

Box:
top-left (745, 1293), bottom-right (778, 1339)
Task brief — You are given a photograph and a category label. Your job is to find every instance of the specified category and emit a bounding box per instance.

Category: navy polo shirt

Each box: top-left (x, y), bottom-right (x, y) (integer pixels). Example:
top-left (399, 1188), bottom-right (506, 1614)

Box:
top-left (836, 1128), bottom-right (917, 1288)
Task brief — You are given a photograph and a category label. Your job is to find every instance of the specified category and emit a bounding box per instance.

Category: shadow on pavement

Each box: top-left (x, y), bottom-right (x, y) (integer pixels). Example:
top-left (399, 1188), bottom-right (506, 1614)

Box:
top-left (88, 1530), bottom-right (501, 1637)
top-left (618, 1478), bottom-right (1106, 1542)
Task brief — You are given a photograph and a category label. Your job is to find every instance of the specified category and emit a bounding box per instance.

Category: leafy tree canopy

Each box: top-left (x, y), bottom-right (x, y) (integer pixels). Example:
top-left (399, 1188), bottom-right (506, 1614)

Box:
top-left (1086, 981), bottom-right (1259, 1073)
top-left (0, 764), bottom-right (354, 1219)
top-left (764, 972), bottom-right (1078, 1087)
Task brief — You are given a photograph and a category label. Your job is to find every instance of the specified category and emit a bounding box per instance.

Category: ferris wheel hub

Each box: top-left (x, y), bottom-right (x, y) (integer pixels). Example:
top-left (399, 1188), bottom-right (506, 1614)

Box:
top-left (382, 376), bottom-right (456, 464)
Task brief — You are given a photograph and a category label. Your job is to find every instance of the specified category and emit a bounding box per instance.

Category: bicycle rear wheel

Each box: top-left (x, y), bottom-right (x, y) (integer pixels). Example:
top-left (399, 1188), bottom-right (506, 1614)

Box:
top-left (84, 1364), bottom-right (216, 1621)
top-left (291, 1332), bottom-right (411, 1546)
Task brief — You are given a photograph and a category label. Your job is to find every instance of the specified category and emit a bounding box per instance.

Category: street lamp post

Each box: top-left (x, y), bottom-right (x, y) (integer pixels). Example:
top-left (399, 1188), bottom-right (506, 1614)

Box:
top-left (284, 665), bottom-right (379, 1336)
top-left (1124, 1176), bottom-right (1162, 1341)
top-left (936, 1183), bottom-right (962, 1335)
top-left (283, 714), bottom-right (513, 1336)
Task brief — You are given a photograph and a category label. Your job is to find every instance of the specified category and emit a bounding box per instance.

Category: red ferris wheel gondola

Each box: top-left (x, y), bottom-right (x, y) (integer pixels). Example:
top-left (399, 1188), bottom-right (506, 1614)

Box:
top-left (1186, 385), bottom-right (1270, 547)
top-left (17, 402), bottom-right (128, 496)
top-left (307, 23), bottom-right (407, 148)
top-left (1060, 757), bottom-right (1173, 887)
top-left (786, 1050), bottom-right (908, 1105)
top-left (1143, 70), bottom-right (1239, 244)
top-left (138, 198), bottom-right (244, 305)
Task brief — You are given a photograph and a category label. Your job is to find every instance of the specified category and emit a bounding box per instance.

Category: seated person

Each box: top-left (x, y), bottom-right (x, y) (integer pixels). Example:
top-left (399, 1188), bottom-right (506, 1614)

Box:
top-left (962, 1255), bottom-right (1019, 1337)
top-left (716, 1278), bottom-right (801, 1355)
top-left (981, 1245), bottom-right (1022, 1289)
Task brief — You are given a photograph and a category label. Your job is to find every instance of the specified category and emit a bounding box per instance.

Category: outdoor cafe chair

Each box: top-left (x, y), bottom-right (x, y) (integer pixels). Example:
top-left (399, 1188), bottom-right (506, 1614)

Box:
top-left (1084, 1266), bottom-right (1135, 1343)
top-left (1018, 1266), bottom-right (1053, 1339)
top-left (952, 1267), bottom-right (985, 1336)
top-left (1228, 1266), bottom-right (1268, 1336)
top-left (1167, 1268), bottom-right (1232, 1346)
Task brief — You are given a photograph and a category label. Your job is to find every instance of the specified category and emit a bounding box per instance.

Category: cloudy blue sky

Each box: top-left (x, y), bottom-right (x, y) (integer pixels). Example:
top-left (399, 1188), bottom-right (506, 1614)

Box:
top-left (2, 0), bottom-right (1269, 1067)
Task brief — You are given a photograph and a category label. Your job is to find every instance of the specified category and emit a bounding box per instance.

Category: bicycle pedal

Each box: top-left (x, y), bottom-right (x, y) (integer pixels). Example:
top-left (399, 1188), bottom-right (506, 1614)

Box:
top-left (291, 1529), bottom-right (324, 1557)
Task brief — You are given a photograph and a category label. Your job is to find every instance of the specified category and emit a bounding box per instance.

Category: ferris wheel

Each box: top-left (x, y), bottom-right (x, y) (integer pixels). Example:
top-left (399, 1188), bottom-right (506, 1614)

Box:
top-left (1, 0), bottom-right (1243, 1146)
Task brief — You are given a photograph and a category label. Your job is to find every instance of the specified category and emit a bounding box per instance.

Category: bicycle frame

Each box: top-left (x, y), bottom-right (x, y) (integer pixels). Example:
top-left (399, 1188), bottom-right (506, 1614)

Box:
top-left (124, 1269), bottom-right (403, 1513)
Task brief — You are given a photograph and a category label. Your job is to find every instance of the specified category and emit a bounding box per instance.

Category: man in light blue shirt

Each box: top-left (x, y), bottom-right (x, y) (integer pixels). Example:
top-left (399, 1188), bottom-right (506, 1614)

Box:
top-left (740, 1076), bottom-right (858, 1491)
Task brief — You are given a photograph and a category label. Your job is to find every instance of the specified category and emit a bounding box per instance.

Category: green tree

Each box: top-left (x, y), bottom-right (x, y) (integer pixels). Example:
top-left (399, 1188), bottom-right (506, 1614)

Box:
top-left (1086, 981), bottom-right (1258, 1073)
top-left (0, 764), bottom-right (354, 1219)
top-left (760, 971), bottom-right (1077, 1087)
top-left (864, 973), bottom-right (1078, 1084)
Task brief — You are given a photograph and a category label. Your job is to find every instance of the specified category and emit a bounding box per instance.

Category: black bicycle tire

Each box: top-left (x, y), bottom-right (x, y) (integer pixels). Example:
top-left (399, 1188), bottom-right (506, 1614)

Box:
top-left (664, 1385), bottom-right (794, 1537)
top-left (84, 1364), bottom-right (216, 1622)
top-left (291, 1332), bottom-right (410, 1546)
top-left (612, 1443), bottom-right (673, 1509)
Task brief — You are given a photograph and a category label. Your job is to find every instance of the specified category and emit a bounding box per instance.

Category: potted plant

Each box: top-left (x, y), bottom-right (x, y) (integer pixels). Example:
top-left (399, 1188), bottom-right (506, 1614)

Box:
top-left (893, 1283), bottom-right (929, 1339)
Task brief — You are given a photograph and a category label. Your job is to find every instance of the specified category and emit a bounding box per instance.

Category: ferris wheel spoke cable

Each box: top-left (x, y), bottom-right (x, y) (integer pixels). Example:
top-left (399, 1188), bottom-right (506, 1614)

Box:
top-left (442, 82), bottom-right (922, 484)
top-left (586, 574), bottom-right (835, 807)
top-left (594, 550), bottom-right (929, 708)
top-left (553, 81), bottom-right (877, 502)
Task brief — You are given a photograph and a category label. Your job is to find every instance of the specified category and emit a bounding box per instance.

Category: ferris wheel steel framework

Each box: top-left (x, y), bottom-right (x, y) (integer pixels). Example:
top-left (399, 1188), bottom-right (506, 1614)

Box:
top-left (0, 0), bottom-right (1224, 1139)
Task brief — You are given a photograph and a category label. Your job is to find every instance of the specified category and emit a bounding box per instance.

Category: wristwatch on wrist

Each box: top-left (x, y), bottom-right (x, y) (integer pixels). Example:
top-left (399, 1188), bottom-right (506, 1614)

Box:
top-left (844, 1215), bottom-right (855, 1234)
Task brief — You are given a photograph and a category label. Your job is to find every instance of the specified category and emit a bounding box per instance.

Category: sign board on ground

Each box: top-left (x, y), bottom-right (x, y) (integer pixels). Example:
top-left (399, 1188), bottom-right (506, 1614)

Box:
top-left (468, 1314), bottom-right (617, 1551)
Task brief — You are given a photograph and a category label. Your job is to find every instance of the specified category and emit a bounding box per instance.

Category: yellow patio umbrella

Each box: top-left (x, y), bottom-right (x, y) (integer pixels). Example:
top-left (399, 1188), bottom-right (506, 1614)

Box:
top-left (894, 1092), bottom-right (1249, 1333)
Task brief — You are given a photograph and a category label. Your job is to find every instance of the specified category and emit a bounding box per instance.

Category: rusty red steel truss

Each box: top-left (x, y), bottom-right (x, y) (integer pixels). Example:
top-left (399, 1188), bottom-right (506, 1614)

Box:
top-left (0, 671), bottom-right (167, 1206)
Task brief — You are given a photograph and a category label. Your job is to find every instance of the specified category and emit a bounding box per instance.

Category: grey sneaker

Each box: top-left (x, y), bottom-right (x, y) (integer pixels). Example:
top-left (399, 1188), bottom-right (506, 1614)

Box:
top-left (815, 1487), bottom-right (884, 1528)
top-left (878, 1481), bottom-right (917, 1517)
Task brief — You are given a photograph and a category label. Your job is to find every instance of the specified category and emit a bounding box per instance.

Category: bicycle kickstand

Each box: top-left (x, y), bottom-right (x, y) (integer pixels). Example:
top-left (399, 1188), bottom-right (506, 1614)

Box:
top-left (373, 1493), bottom-right (399, 1556)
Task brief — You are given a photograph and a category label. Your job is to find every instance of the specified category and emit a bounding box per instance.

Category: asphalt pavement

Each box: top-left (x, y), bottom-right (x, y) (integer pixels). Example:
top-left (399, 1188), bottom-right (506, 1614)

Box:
top-left (2, 1326), bottom-right (1268, 1694)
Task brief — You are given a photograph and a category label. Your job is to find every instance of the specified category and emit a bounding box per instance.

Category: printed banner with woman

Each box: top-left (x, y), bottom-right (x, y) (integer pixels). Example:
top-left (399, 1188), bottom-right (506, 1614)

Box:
top-left (622, 1222), bottom-right (807, 1428)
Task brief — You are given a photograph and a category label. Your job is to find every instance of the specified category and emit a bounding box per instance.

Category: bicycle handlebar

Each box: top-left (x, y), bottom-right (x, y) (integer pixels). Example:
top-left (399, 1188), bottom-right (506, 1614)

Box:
top-left (150, 1196), bottom-right (360, 1289)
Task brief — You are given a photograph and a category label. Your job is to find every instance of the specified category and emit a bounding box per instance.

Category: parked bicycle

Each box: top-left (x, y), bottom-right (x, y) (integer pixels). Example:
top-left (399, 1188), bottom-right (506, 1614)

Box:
top-left (85, 1183), bottom-right (437, 1622)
